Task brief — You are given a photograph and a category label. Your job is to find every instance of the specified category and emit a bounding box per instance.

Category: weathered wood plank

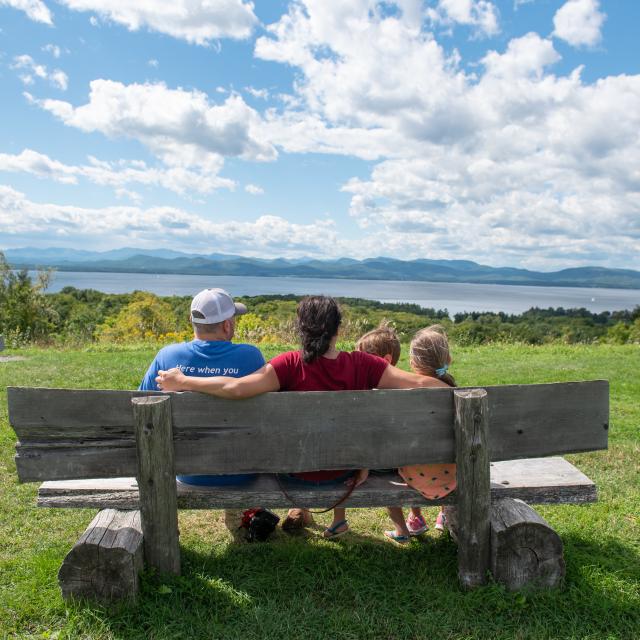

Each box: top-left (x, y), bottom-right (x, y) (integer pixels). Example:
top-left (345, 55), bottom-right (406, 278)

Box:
top-left (132, 396), bottom-right (180, 575)
top-left (37, 457), bottom-right (597, 509)
top-left (454, 389), bottom-right (491, 589)
top-left (10, 381), bottom-right (609, 482)
top-left (58, 509), bottom-right (143, 602)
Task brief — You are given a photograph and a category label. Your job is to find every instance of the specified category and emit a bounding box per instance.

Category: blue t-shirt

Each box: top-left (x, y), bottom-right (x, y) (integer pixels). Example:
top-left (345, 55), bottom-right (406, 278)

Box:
top-left (139, 339), bottom-right (265, 485)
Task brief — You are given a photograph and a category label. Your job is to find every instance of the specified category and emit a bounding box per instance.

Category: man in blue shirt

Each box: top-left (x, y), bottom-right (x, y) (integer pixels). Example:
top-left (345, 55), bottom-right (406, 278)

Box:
top-left (140, 287), bottom-right (265, 487)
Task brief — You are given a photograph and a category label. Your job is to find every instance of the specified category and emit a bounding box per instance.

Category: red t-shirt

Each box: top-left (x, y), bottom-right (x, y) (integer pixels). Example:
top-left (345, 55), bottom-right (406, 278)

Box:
top-left (270, 350), bottom-right (389, 481)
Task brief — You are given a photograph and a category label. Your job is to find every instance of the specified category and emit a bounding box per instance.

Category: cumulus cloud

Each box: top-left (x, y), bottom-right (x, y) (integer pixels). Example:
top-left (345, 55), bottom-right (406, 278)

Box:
top-left (56, 0), bottom-right (258, 45)
top-left (0, 0), bottom-right (52, 24)
top-left (0, 185), bottom-right (342, 257)
top-left (245, 86), bottom-right (269, 99)
top-left (33, 80), bottom-right (277, 169)
top-left (0, 149), bottom-right (236, 196)
top-left (244, 183), bottom-right (264, 195)
top-left (254, 1), bottom-right (640, 268)
top-left (427, 0), bottom-right (500, 37)
top-left (553, 0), bottom-right (606, 48)
top-left (11, 54), bottom-right (68, 90)
top-left (42, 43), bottom-right (61, 58)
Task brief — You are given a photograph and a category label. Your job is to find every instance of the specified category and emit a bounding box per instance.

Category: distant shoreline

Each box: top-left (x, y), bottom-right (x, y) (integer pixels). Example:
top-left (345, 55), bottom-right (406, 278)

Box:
top-left (29, 270), bottom-right (640, 316)
top-left (16, 264), bottom-right (640, 291)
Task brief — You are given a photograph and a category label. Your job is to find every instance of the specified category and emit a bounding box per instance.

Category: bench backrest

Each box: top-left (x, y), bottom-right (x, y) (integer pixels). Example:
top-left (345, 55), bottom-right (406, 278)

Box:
top-left (8, 381), bottom-right (609, 483)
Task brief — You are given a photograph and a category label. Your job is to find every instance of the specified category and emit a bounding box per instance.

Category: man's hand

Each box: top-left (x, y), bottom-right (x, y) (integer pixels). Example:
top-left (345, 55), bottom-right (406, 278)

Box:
top-left (156, 368), bottom-right (187, 391)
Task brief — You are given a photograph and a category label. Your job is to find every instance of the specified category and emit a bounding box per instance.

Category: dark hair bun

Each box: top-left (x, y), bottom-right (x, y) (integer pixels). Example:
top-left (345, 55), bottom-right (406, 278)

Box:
top-left (296, 296), bottom-right (342, 363)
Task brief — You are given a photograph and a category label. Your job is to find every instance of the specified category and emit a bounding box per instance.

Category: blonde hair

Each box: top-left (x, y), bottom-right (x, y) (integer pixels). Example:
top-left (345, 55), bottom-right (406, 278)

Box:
top-left (409, 324), bottom-right (455, 387)
top-left (356, 321), bottom-right (401, 365)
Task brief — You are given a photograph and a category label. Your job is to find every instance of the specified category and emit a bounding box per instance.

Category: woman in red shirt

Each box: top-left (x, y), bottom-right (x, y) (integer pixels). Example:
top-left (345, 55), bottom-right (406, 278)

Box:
top-left (157, 296), bottom-right (447, 538)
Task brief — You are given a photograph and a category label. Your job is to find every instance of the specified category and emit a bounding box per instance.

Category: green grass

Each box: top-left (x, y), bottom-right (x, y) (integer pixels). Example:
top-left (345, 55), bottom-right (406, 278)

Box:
top-left (1, 343), bottom-right (639, 639)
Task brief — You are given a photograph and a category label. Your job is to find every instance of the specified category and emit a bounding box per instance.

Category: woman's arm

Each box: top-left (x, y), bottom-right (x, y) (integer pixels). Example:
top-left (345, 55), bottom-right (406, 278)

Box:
top-left (376, 364), bottom-right (449, 389)
top-left (156, 363), bottom-right (281, 399)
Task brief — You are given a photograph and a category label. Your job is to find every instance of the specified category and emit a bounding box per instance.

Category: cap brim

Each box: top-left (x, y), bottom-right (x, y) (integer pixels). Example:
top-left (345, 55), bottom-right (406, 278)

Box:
top-left (234, 302), bottom-right (248, 316)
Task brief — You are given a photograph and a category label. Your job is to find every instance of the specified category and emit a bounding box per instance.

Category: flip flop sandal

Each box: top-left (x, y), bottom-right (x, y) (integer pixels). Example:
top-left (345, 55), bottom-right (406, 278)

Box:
top-left (383, 530), bottom-right (411, 545)
top-left (323, 519), bottom-right (349, 539)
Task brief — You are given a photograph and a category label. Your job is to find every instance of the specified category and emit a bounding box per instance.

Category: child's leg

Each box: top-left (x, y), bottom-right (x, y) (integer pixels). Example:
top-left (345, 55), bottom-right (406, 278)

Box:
top-left (387, 506), bottom-right (410, 536)
top-left (406, 507), bottom-right (428, 534)
top-left (324, 507), bottom-right (349, 537)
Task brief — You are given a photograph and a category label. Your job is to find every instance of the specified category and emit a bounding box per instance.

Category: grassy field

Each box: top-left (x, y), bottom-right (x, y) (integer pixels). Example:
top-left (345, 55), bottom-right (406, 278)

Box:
top-left (0, 343), bottom-right (638, 640)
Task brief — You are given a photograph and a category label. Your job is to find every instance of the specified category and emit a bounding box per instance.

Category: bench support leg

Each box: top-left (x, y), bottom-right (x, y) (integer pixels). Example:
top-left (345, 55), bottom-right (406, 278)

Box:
top-left (453, 388), bottom-right (490, 589)
top-left (443, 498), bottom-right (565, 590)
top-left (58, 508), bottom-right (144, 602)
top-left (132, 395), bottom-right (180, 575)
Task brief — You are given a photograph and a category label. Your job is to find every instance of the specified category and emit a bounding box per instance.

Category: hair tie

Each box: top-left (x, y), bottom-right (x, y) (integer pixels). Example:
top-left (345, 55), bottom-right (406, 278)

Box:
top-left (435, 364), bottom-right (448, 377)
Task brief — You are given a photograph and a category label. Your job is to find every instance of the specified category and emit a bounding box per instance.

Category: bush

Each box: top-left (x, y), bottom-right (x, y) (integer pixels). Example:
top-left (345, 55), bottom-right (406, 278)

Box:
top-left (0, 252), bottom-right (56, 345)
top-left (96, 292), bottom-right (179, 343)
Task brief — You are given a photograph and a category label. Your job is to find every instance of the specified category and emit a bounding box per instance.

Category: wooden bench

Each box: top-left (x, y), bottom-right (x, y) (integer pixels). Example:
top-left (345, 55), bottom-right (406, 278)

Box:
top-left (8, 380), bottom-right (609, 600)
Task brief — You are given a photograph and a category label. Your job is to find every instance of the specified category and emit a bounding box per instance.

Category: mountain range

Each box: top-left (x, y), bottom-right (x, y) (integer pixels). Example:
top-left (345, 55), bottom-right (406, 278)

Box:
top-left (4, 247), bottom-right (640, 290)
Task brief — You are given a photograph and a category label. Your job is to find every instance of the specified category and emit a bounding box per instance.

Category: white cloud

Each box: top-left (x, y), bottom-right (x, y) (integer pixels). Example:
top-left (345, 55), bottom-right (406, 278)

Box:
top-left (427, 0), bottom-right (500, 37)
top-left (0, 148), bottom-right (236, 196)
top-left (481, 32), bottom-right (559, 79)
top-left (42, 43), bottom-right (61, 58)
top-left (147, 58), bottom-right (159, 68)
top-left (49, 69), bottom-right (68, 90)
top-left (11, 54), bottom-right (68, 90)
top-left (0, 0), bottom-right (53, 24)
top-left (56, 0), bottom-right (258, 45)
top-left (0, 185), bottom-right (342, 257)
top-left (245, 86), bottom-right (269, 99)
top-left (553, 0), bottom-right (605, 48)
top-left (252, 1), bottom-right (640, 268)
top-left (244, 183), bottom-right (264, 195)
top-left (34, 80), bottom-right (277, 169)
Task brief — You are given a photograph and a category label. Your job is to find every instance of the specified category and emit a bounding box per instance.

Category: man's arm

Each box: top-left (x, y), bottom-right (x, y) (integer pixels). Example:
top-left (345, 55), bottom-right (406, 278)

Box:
top-left (157, 363), bottom-right (280, 398)
top-left (139, 356), bottom-right (161, 391)
top-left (377, 365), bottom-right (449, 389)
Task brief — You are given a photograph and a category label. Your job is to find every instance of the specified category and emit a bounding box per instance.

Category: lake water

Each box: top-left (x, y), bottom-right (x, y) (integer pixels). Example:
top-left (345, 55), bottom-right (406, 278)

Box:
top-left (36, 270), bottom-right (640, 316)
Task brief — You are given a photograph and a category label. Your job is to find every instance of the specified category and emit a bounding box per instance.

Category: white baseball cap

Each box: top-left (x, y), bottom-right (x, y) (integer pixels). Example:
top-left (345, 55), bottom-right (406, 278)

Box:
top-left (190, 288), bottom-right (248, 324)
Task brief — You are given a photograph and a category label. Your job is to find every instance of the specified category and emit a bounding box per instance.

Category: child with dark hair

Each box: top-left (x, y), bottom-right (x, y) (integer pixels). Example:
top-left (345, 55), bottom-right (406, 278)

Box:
top-left (156, 296), bottom-right (449, 539)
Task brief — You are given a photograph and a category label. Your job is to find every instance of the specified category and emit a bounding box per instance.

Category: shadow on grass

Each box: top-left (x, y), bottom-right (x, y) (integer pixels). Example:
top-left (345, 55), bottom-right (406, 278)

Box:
top-left (49, 530), bottom-right (640, 640)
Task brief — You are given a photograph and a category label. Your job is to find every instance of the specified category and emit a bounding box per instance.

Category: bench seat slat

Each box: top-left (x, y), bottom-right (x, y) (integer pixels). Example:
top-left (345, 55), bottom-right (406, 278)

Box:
top-left (37, 457), bottom-right (597, 509)
top-left (10, 381), bottom-right (609, 482)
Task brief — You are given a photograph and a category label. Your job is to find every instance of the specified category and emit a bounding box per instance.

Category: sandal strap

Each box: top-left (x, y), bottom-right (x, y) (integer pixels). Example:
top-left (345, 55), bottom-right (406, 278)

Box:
top-left (326, 519), bottom-right (348, 534)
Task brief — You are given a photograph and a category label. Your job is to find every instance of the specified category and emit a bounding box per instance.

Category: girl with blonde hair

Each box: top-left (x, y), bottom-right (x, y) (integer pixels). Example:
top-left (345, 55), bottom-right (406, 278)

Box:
top-left (384, 324), bottom-right (457, 543)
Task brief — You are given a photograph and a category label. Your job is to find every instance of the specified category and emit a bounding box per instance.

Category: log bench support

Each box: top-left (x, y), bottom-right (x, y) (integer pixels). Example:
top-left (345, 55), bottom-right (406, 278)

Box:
top-left (454, 388), bottom-right (491, 589)
top-left (132, 395), bottom-right (181, 576)
top-left (443, 498), bottom-right (565, 591)
top-left (58, 508), bottom-right (144, 602)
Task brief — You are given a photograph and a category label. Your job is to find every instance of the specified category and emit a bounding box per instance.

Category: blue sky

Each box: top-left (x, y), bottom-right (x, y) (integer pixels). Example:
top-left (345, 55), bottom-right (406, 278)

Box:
top-left (0, 0), bottom-right (638, 270)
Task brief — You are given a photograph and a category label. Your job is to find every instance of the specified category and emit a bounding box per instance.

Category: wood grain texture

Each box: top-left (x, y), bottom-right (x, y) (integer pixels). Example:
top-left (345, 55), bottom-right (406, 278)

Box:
top-left (9, 381), bottom-right (609, 482)
top-left (490, 498), bottom-right (565, 591)
top-left (132, 396), bottom-right (180, 576)
top-left (454, 389), bottom-right (491, 589)
top-left (58, 509), bottom-right (143, 602)
top-left (36, 457), bottom-right (598, 509)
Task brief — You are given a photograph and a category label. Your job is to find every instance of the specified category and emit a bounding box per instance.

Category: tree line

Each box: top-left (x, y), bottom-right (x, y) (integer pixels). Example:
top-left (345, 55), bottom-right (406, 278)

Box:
top-left (1, 253), bottom-right (639, 347)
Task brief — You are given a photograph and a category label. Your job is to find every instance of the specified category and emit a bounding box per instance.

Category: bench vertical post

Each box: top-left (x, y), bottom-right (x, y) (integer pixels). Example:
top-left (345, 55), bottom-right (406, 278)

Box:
top-left (454, 388), bottom-right (490, 589)
top-left (132, 396), bottom-right (180, 575)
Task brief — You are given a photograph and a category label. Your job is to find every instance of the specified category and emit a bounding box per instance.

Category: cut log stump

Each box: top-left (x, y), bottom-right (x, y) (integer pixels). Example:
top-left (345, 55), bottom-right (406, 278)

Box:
top-left (443, 498), bottom-right (565, 591)
top-left (58, 509), bottom-right (144, 602)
